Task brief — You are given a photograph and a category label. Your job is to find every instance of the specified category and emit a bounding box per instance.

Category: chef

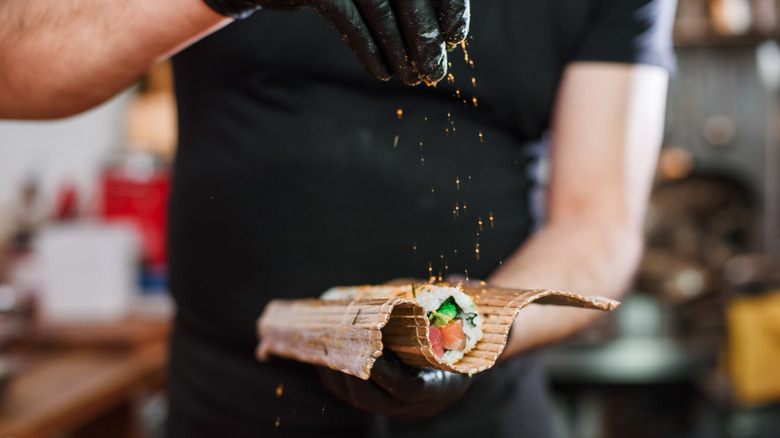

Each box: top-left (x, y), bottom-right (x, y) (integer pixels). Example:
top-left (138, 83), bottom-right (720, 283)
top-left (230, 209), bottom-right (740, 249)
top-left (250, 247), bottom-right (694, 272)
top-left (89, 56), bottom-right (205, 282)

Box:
top-left (0, 0), bottom-right (676, 436)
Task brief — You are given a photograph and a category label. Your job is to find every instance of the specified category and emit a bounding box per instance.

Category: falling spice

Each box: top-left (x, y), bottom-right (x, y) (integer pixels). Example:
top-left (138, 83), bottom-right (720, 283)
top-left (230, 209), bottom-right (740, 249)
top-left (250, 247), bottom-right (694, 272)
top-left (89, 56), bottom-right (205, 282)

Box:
top-left (471, 77), bottom-right (476, 87)
top-left (456, 177), bottom-right (460, 190)
top-left (447, 73), bottom-right (455, 83)
top-left (275, 417), bottom-right (280, 428)
top-left (439, 112), bottom-right (456, 135)
top-left (413, 242), bottom-right (417, 254)
top-left (472, 97), bottom-right (478, 107)
top-left (428, 261), bottom-right (433, 278)
top-left (455, 89), bottom-right (461, 98)
top-left (275, 384), bottom-right (284, 398)
top-left (396, 108), bottom-right (403, 119)
top-left (475, 242), bottom-right (480, 260)
top-left (489, 211), bottom-right (495, 228)
top-left (478, 217), bottom-right (483, 232)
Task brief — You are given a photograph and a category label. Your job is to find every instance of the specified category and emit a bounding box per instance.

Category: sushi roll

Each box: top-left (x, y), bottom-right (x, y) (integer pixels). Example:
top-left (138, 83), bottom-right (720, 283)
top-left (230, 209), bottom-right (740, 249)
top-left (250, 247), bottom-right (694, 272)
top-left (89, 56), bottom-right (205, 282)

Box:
top-left (258, 283), bottom-right (619, 379)
top-left (321, 283), bottom-right (484, 364)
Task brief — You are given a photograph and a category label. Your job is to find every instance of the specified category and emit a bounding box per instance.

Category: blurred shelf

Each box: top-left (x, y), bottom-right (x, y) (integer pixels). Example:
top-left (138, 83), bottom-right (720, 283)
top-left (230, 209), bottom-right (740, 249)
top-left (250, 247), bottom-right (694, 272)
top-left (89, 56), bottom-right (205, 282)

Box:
top-left (542, 337), bottom-right (713, 385)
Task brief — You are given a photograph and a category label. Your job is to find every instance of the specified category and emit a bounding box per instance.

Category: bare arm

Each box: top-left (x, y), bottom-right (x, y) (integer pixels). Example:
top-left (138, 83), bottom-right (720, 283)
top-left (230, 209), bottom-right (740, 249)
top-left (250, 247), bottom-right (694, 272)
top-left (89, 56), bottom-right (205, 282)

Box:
top-left (492, 62), bottom-right (669, 357)
top-left (0, 0), bottom-right (230, 119)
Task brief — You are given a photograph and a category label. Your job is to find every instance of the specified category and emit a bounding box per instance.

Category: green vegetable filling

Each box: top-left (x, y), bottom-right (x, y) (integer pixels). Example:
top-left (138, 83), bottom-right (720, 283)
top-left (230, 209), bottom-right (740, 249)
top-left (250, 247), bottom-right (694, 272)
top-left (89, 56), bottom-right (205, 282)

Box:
top-left (427, 298), bottom-right (460, 327)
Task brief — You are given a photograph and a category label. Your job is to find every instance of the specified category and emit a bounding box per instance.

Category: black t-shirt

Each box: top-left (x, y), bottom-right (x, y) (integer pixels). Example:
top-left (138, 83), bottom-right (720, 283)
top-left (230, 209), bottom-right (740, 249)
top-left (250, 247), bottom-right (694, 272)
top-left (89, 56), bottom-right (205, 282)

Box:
top-left (167, 1), bottom-right (675, 436)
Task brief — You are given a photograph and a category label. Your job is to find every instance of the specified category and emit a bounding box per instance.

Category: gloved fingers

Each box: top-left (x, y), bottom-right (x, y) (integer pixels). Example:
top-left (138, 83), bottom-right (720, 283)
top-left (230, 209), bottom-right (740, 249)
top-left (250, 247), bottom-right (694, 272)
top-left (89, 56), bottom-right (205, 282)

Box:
top-left (307, 0), bottom-right (392, 81)
top-left (371, 353), bottom-right (473, 403)
top-left (369, 352), bottom-right (428, 402)
top-left (255, 0), bottom-right (305, 10)
top-left (317, 366), bottom-right (413, 415)
top-left (353, 0), bottom-right (421, 86)
top-left (319, 366), bottom-right (449, 419)
top-left (415, 367), bottom-right (472, 402)
top-left (393, 0), bottom-right (448, 85)
top-left (435, 0), bottom-right (470, 44)
top-left (317, 360), bottom-right (470, 419)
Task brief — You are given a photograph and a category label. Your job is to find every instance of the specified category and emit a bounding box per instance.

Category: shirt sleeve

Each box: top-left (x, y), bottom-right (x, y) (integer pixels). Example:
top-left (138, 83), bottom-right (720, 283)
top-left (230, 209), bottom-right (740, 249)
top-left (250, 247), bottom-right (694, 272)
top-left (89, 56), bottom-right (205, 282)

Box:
top-left (570, 0), bottom-right (677, 73)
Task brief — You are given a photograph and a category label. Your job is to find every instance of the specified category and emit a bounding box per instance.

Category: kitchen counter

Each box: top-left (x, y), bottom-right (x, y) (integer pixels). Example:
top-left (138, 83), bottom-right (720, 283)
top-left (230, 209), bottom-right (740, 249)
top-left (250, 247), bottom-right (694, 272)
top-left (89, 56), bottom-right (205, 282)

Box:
top-left (0, 318), bottom-right (169, 438)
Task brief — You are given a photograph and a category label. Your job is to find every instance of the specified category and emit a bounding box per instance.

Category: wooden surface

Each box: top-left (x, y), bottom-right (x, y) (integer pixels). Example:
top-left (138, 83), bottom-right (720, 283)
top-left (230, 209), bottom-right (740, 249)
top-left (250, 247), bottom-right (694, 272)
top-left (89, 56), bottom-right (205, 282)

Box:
top-left (24, 317), bottom-right (171, 348)
top-left (0, 319), bottom-right (169, 438)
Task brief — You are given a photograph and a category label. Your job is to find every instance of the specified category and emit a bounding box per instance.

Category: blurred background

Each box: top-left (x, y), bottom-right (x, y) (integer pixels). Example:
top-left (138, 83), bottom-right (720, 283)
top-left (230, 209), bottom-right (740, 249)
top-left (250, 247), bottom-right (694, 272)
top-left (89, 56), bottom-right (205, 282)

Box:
top-left (2, 1), bottom-right (780, 437)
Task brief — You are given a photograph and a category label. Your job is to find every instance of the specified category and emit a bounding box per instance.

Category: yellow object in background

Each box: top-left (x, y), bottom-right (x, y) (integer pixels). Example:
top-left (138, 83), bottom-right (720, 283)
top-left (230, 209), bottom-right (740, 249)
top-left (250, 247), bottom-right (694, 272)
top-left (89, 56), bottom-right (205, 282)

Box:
top-left (726, 290), bottom-right (780, 405)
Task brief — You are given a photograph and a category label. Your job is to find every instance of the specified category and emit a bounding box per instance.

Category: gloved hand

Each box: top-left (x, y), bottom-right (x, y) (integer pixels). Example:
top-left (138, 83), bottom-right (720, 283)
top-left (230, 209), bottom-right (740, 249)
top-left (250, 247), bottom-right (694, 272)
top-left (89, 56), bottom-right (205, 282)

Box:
top-left (202, 0), bottom-right (471, 85)
top-left (317, 352), bottom-right (472, 419)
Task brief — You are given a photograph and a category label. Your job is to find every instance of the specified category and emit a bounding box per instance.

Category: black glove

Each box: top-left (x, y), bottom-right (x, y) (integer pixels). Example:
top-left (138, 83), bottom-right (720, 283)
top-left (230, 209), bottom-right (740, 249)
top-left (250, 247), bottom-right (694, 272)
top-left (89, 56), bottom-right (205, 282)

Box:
top-left (317, 352), bottom-right (472, 419)
top-left (202, 0), bottom-right (471, 85)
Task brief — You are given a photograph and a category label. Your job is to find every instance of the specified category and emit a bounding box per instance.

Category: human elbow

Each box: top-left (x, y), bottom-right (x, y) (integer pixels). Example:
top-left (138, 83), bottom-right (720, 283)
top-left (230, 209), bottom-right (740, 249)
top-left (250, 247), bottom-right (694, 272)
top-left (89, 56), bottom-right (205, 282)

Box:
top-left (0, 82), bottom-right (109, 120)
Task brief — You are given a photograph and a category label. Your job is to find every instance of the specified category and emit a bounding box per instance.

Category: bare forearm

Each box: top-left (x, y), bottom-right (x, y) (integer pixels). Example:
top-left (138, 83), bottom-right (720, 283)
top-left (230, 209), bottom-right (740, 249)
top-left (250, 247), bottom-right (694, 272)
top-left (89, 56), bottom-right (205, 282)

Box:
top-left (489, 219), bottom-right (643, 357)
top-left (489, 64), bottom-right (668, 357)
top-left (0, 0), bottom-right (229, 119)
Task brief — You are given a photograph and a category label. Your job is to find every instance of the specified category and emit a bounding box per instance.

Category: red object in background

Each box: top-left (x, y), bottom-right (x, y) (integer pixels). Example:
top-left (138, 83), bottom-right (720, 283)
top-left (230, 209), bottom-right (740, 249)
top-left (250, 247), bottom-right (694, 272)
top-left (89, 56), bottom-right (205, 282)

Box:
top-left (54, 184), bottom-right (79, 221)
top-left (98, 165), bottom-right (170, 267)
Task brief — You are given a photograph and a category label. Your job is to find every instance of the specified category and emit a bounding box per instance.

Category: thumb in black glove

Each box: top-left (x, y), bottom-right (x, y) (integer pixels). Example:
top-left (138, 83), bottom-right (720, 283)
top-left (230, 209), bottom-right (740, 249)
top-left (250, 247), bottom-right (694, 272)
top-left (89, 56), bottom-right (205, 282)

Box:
top-left (202, 0), bottom-right (470, 86)
top-left (317, 352), bottom-right (472, 419)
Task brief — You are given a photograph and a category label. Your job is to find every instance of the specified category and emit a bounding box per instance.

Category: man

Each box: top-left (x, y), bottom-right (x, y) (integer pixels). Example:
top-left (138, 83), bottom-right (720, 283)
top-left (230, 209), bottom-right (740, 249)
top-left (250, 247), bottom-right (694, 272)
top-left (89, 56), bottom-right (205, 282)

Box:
top-left (0, 0), bottom-right (676, 436)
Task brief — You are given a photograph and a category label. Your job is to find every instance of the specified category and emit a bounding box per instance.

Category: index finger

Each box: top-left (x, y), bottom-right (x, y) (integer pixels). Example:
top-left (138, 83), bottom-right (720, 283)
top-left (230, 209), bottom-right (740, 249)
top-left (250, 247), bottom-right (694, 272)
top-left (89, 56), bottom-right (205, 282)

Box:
top-left (393, 0), bottom-right (448, 84)
top-left (310, 0), bottom-right (392, 81)
top-left (436, 0), bottom-right (470, 44)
